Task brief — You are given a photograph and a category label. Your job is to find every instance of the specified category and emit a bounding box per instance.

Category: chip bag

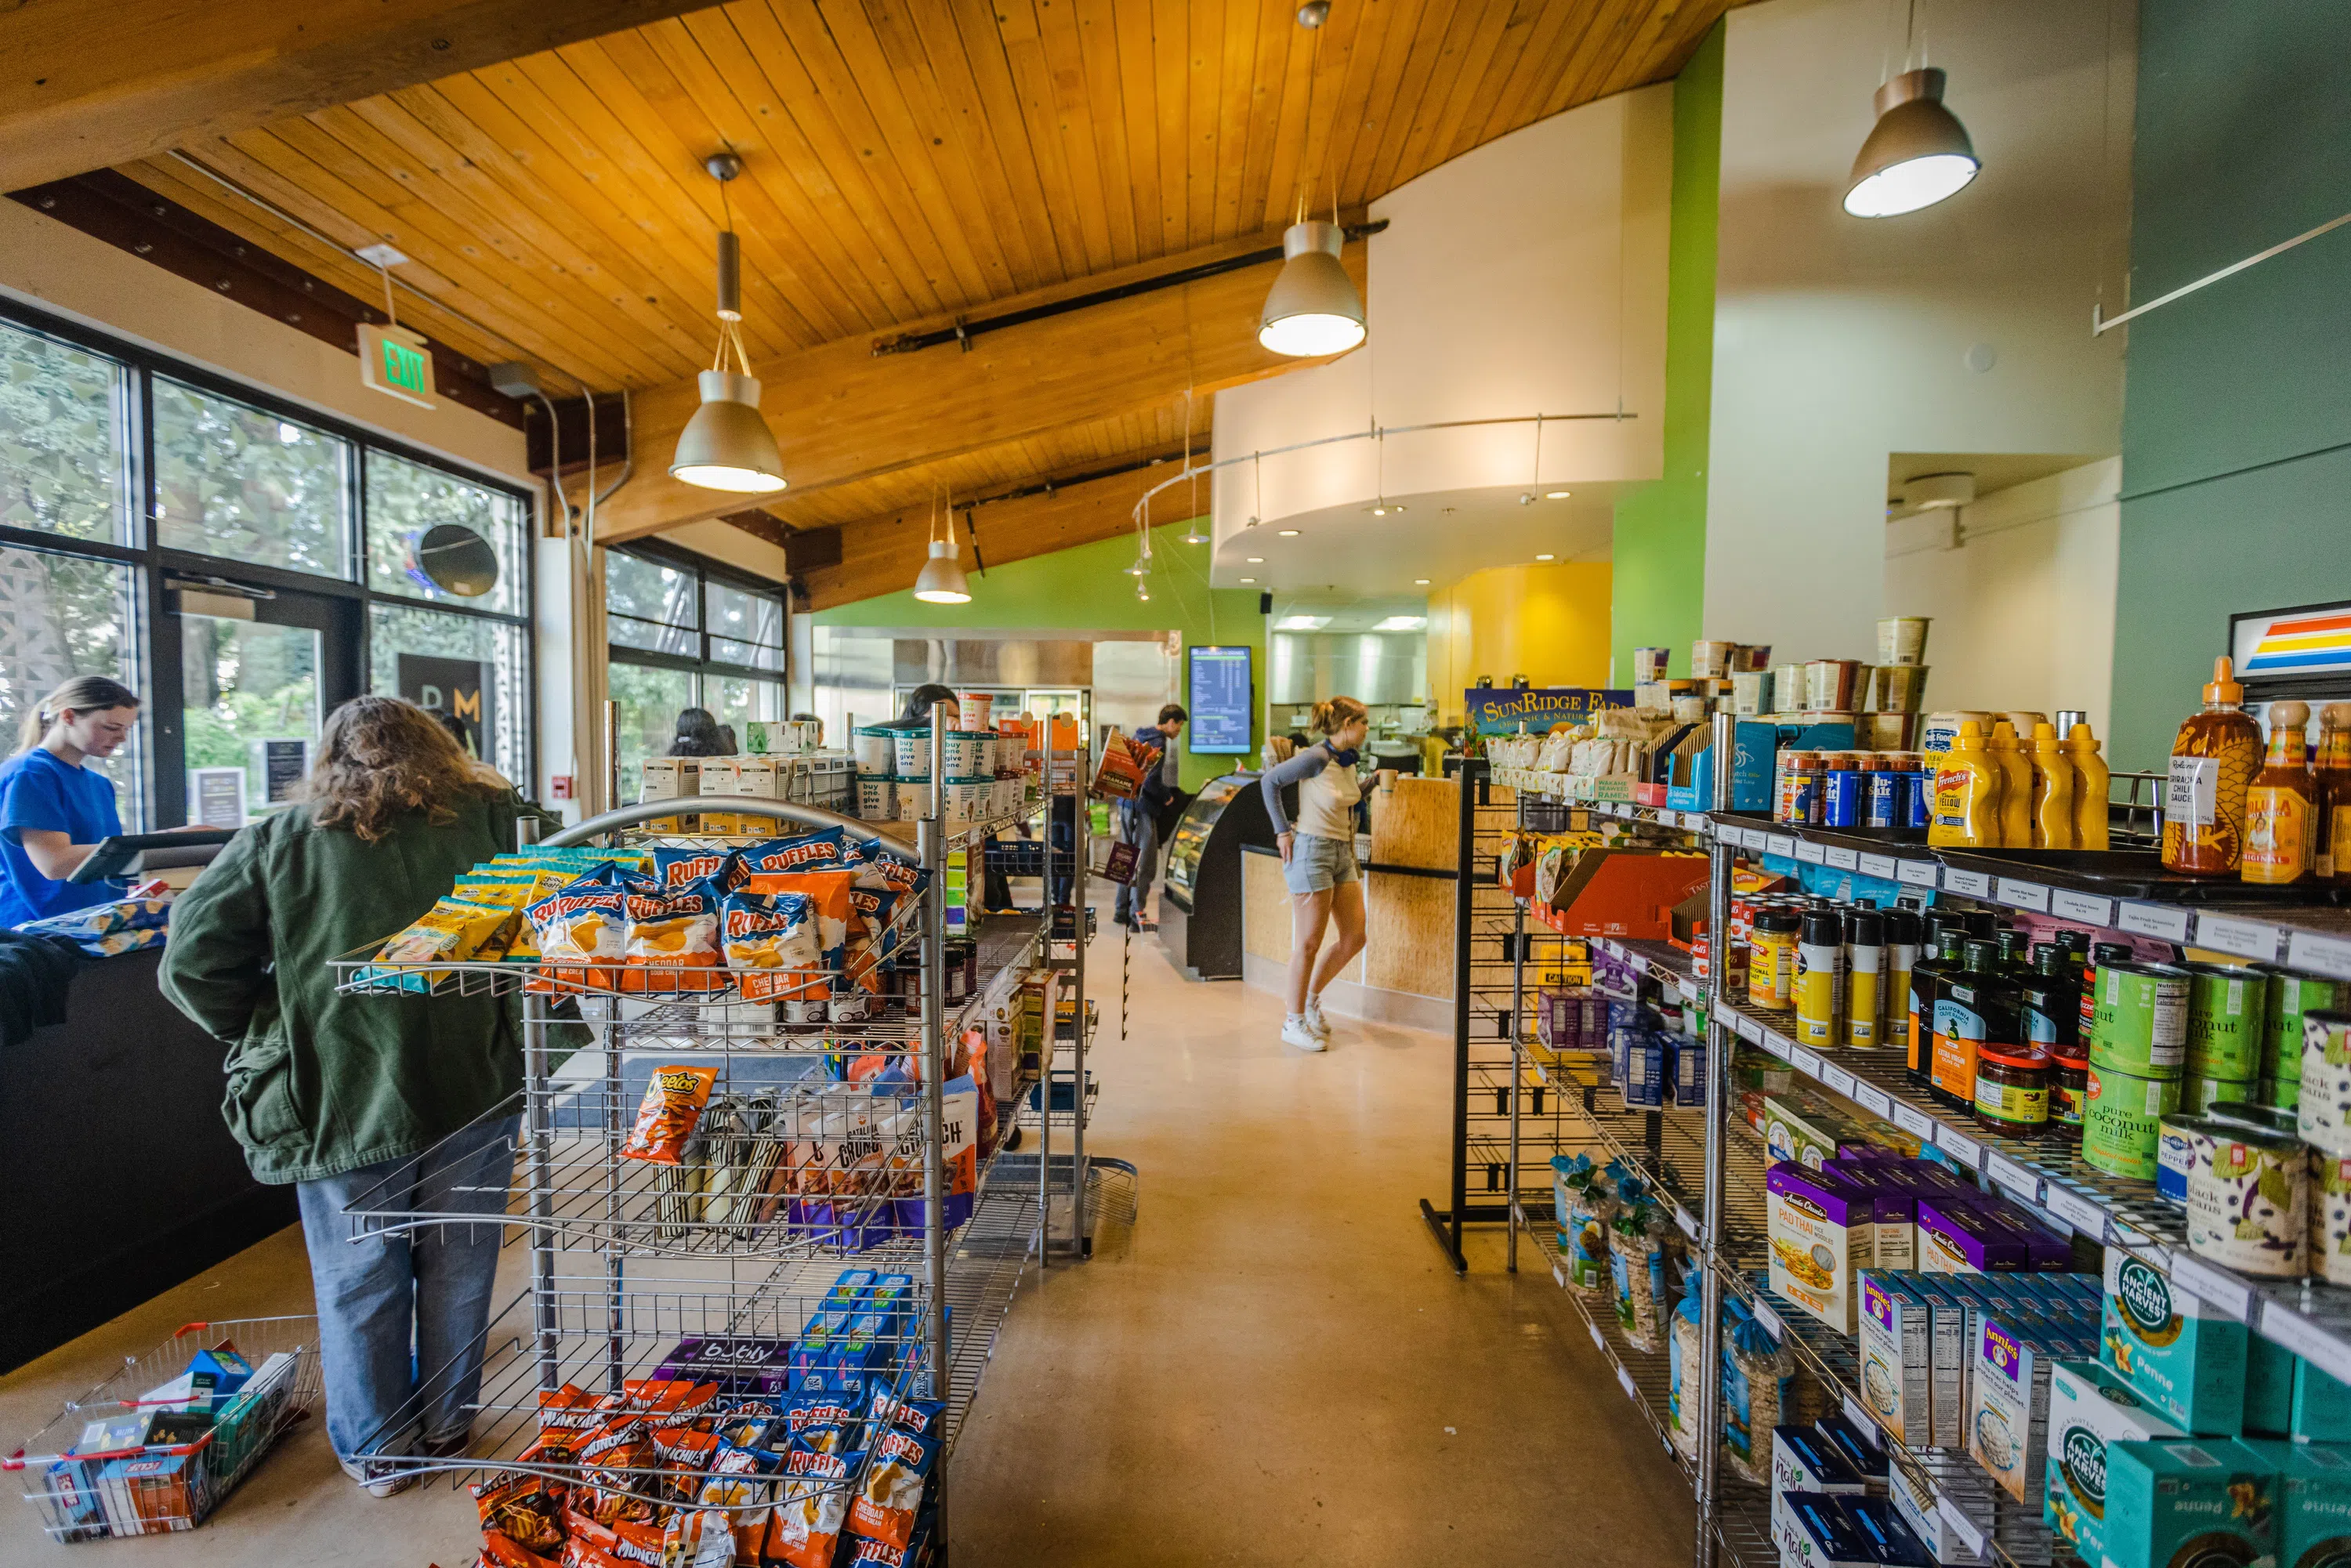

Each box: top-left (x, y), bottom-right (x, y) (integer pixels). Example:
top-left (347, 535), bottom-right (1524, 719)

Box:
top-left (849, 838), bottom-right (929, 900)
top-left (477, 1532), bottom-right (559, 1568)
top-left (739, 871), bottom-right (853, 998)
top-left (620, 1066), bottom-right (718, 1165)
top-left (842, 886), bottom-right (900, 994)
top-left (370, 896), bottom-right (515, 985)
top-left (473, 1472), bottom-right (567, 1555)
top-left (526, 868), bottom-right (634, 991)
top-left (620, 879), bottom-right (724, 994)
top-left (737, 828), bottom-right (846, 879)
top-left (846, 1421), bottom-right (936, 1549)
top-left (719, 890), bottom-right (820, 1001)
top-left (653, 848), bottom-right (746, 893)
top-left (764, 1446), bottom-right (861, 1568)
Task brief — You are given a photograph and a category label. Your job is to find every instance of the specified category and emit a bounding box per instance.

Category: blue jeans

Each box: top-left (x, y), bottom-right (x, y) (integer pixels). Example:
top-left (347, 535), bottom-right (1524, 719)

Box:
top-left (295, 1113), bottom-right (519, 1461)
top-left (1114, 802), bottom-right (1160, 920)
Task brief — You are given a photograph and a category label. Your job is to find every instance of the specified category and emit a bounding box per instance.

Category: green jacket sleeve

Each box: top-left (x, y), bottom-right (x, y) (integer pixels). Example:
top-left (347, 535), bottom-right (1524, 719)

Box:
top-left (159, 827), bottom-right (276, 1045)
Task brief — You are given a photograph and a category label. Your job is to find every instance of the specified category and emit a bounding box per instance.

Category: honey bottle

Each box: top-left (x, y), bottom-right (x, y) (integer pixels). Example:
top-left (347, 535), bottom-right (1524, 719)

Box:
top-left (2244, 699), bottom-right (2315, 885)
top-left (2161, 657), bottom-right (2262, 877)
top-left (2319, 703), bottom-right (2351, 882)
top-left (1987, 721), bottom-right (2034, 847)
top-left (2063, 722), bottom-right (2112, 851)
top-left (2027, 722), bottom-right (2078, 849)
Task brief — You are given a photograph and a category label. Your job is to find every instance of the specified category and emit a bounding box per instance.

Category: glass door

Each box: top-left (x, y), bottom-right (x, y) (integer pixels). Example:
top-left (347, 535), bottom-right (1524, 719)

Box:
top-left (172, 585), bottom-right (357, 825)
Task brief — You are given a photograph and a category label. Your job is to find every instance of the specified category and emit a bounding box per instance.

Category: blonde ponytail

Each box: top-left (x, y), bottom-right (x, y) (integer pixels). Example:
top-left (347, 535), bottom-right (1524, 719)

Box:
top-left (16, 675), bottom-right (139, 753)
top-left (1310, 695), bottom-right (1368, 736)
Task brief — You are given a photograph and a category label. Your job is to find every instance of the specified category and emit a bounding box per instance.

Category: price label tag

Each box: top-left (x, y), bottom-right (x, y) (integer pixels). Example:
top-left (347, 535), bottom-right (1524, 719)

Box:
top-left (1940, 1498), bottom-right (1987, 1558)
top-left (1678, 981), bottom-right (1698, 1002)
top-left (2043, 1185), bottom-right (2110, 1240)
top-left (1936, 1127), bottom-right (1984, 1169)
top-left (2288, 931), bottom-right (2351, 981)
top-left (1553, 1259), bottom-right (1567, 1290)
top-left (1757, 1030), bottom-right (1790, 1059)
top-left (1997, 878), bottom-right (2052, 913)
top-left (1796, 838), bottom-right (1829, 865)
top-left (1986, 1153), bottom-right (2041, 1203)
top-left (2119, 901), bottom-right (2194, 943)
top-left (1617, 1365), bottom-right (1639, 1403)
top-left (1788, 1045), bottom-right (1824, 1077)
top-left (1821, 846), bottom-right (1857, 871)
top-left (1589, 1319), bottom-right (1607, 1353)
top-left (1842, 1395), bottom-right (1876, 1439)
top-left (1735, 1012), bottom-right (1763, 1044)
top-left (2171, 1255), bottom-right (2256, 1321)
top-left (2053, 889), bottom-right (2114, 929)
top-left (1819, 1062), bottom-right (1857, 1096)
top-left (1744, 827), bottom-right (1770, 850)
top-left (1768, 835), bottom-right (1799, 859)
top-left (1675, 1204), bottom-right (1699, 1240)
top-left (2261, 1302), bottom-right (2351, 1388)
top-left (1860, 853), bottom-right (1899, 881)
top-left (1751, 1297), bottom-right (1784, 1340)
top-left (1892, 1102), bottom-right (1936, 1140)
top-left (1898, 860), bottom-right (1940, 888)
top-left (1943, 869), bottom-right (1992, 897)
top-left (2197, 914), bottom-right (2283, 964)
top-left (1852, 1082), bottom-right (1893, 1117)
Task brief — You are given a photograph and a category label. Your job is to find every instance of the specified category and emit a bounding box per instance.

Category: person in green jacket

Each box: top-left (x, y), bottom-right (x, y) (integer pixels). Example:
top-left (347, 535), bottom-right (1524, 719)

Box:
top-left (162, 696), bottom-right (533, 1499)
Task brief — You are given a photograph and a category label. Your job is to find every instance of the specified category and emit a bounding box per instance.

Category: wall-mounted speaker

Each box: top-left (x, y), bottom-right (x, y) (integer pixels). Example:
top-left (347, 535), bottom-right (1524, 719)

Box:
top-left (1259, 591), bottom-right (1272, 615)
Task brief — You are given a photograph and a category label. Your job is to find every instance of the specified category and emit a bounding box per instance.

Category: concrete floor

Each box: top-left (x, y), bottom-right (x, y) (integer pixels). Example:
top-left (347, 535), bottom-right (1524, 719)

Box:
top-left (0, 905), bottom-right (1695, 1566)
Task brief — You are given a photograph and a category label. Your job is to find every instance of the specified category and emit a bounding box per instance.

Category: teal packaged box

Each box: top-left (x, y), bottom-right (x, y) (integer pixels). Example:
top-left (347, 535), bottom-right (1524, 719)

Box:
top-left (2247, 1338), bottom-right (2296, 1437)
top-left (2295, 1362), bottom-right (2351, 1444)
top-left (2250, 1441), bottom-right (2351, 1568)
top-left (2103, 1439), bottom-right (2275, 1568)
top-left (2102, 1251), bottom-right (2248, 1436)
top-left (2045, 1360), bottom-right (2184, 1568)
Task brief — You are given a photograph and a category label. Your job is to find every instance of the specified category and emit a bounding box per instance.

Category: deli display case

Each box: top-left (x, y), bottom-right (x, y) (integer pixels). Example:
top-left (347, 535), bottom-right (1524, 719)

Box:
top-left (1157, 771), bottom-right (1281, 980)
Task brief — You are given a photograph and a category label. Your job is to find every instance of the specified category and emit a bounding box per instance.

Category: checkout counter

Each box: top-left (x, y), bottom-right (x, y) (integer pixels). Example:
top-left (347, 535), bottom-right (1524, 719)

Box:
top-left (1155, 773), bottom-right (1281, 980)
top-left (2, 831), bottom-right (292, 1371)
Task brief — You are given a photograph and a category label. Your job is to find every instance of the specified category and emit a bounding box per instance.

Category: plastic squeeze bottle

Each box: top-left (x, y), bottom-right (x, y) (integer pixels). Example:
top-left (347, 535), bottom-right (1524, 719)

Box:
top-left (1987, 721), bottom-right (2034, 846)
top-left (2243, 699), bottom-right (2315, 885)
top-left (2318, 703), bottom-right (2351, 882)
top-left (2027, 722), bottom-right (2078, 849)
top-left (1929, 722), bottom-right (2003, 848)
top-left (2063, 722), bottom-right (2112, 851)
top-left (2161, 657), bottom-right (2262, 877)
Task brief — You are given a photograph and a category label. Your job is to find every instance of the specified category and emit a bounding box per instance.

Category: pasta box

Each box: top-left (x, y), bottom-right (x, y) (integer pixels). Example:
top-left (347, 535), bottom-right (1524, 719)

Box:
top-left (2247, 1439), bottom-right (2351, 1568)
top-left (2043, 1359), bottom-right (2184, 1566)
top-left (1916, 1199), bottom-right (2032, 1275)
top-left (1969, 1312), bottom-right (2062, 1504)
top-left (2100, 1439), bottom-right (2275, 1568)
top-left (2099, 1250), bottom-right (2248, 1436)
top-left (1769, 1164), bottom-right (1872, 1332)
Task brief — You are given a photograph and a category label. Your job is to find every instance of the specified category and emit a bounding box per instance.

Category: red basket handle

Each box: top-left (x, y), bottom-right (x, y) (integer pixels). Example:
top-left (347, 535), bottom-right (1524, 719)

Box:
top-left (174, 1321), bottom-right (211, 1338)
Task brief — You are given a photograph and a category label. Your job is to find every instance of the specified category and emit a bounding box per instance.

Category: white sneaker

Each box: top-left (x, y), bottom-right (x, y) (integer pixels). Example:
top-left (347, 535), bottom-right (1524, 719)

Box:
top-left (1303, 1000), bottom-right (1332, 1038)
top-left (337, 1455), bottom-right (415, 1499)
top-left (1282, 1016), bottom-right (1326, 1051)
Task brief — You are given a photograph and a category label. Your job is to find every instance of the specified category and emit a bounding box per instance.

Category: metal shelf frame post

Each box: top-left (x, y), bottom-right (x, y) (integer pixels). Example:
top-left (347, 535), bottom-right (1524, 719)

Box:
top-left (1692, 711), bottom-right (1734, 1568)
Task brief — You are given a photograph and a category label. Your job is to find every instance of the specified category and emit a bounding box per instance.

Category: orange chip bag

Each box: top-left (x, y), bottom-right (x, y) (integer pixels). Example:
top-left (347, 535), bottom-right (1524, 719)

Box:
top-left (739, 870), bottom-right (853, 999)
top-left (620, 1066), bottom-right (717, 1165)
top-left (619, 880), bottom-right (723, 994)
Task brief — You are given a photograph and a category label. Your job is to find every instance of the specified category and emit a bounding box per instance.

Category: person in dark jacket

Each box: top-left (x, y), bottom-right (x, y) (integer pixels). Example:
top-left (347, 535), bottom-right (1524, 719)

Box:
top-left (161, 696), bottom-right (534, 1499)
top-left (668, 706), bottom-right (728, 757)
top-left (1113, 704), bottom-right (1186, 929)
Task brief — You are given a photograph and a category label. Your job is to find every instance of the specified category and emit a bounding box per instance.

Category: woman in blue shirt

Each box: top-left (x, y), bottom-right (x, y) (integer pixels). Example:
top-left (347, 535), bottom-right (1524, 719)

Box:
top-left (0, 675), bottom-right (139, 927)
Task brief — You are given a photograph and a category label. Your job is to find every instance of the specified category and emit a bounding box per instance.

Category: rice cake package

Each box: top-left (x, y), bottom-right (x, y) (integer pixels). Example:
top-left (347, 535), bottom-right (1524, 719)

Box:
top-left (2101, 1439), bottom-right (2275, 1568)
top-left (2044, 1360), bottom-right (2186, 1566)
top-left (2250, 1439), bottom-right (2351, 1568)
top-left (2100, 1250), bottom-right (2248, 1436)
top-left (1769, 1163), bottom-right (1871, 1331)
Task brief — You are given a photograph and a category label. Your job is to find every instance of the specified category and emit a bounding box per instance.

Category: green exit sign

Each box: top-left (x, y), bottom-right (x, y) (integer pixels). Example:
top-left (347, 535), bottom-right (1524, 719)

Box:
top-left (357, 323), bottom-right (437, 410)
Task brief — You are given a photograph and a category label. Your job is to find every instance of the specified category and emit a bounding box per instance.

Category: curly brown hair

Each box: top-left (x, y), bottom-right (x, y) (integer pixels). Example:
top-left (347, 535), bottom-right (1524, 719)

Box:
top-left (302, 695), bottom-right (504, 842)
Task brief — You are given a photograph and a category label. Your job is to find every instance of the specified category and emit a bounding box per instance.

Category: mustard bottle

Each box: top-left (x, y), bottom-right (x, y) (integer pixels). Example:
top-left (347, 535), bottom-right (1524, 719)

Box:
top-left (2027, 722), bottom-right (2078, 849)
top-left (1929, 722), bottom-right (2002, 848)
top-left (2244, 699), bottom-right (2315, 885)
top-left (2063, 722), bottom-right (2111, 851)
top-left (1987, 721), bottom-right (2034, 847)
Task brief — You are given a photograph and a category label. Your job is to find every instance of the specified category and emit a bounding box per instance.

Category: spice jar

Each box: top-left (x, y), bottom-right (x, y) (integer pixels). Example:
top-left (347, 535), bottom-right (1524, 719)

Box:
top-left (1777, 751), bottom-right (1823, 825)
top-left (1750, 911), bottom-right (1802, 1010)
top-left (1975, 1045), bottom-right (2052, 1135)
top-left (2049, 1045), bottom-right (2090, 1140)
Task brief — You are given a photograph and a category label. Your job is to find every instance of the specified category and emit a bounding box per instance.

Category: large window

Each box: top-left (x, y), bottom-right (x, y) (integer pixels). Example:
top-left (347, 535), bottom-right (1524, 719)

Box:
top-left (0, 305), bottom-right (536, 831)
top-left (607, 545), bottom-right (787, 802)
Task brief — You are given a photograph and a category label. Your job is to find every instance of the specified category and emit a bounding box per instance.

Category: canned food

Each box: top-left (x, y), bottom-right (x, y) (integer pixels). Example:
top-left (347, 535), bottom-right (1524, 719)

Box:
top-left (1864, 766), bottom-right (1906, 828)
top-left (1824, 758), bottom-right (1867, 828)
top-left (2315, 1147), bottom-right (2351, 1287)
top-left (2082, 1063), bottom-right (2183, 1179)
top-left (2051, 1046), bottom-right (2091, 1139)
top-left (2181, 1075), bottom-right (2258, 1115)
top-left (2205, 1100), bottom-right (2298, 1135)
top-left (2298, 1009), bottom-right (2351, 1154)
top-left (2186, 1128), bottom-right (2309, 1279)
top-left (2264, 1076), bottom-right (2302, 1111)
top-left (2259, 967), bottom-right (2339, 1085)
top-left (2088, 962), bottom-right (2190, 1079)
top-left (2156, 1114), bottom-right (2219, 1205)
top-left (2183, 963), bottom-right (2268, 1082)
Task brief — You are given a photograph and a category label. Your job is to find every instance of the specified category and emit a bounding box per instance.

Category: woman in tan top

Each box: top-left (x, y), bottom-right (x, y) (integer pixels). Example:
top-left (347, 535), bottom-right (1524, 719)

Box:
top-left (1259, 696), bottom-right (1393, 1051)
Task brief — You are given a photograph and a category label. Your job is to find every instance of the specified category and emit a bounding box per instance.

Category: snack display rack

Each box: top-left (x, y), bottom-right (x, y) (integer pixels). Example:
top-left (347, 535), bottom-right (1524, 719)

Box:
top-left (1486, 713), bottom-right (2351, 1568)
top-left (324, 720), bottom-right (1086, 1563)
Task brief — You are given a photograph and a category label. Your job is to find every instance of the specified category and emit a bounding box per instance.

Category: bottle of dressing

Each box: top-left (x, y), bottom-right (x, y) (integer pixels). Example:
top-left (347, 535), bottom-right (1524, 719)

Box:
top-left (2244, 699), bottom-right (2315, 884)
top-left (2162, 657), bottom-right (2262, 877)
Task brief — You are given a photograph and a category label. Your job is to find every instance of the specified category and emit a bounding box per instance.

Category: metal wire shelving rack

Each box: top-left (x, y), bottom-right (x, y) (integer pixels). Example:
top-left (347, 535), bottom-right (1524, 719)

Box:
top-left (324, 722), bottom-right (1093, 1563)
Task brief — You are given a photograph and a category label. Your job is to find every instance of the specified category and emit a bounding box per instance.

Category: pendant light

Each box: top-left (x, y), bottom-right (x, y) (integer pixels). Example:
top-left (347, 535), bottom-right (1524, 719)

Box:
top-left (1258, 2), bottom-right (1366, 358)
top-left (911, 483), bottom-right (971, 604)
top-left (1844, 3), bottom-right (1977, 218)
top-left (671, 154), bottom-right (788, 493)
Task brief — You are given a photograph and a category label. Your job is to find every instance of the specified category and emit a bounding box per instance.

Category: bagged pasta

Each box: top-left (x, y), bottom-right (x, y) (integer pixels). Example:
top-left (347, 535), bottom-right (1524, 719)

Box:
top-left (621, 1066), bottom-right (718, 1165)
top-left (719, 890), bottom-right (820, 1001)
top-left (1721, 1304), bottom-right (1794, 1486)
top-left (620, 879), bottom-right (724, 993)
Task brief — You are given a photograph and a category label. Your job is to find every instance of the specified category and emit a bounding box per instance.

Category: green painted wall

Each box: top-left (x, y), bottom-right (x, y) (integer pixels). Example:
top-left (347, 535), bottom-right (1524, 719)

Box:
top-left (1608, 20), bottom-right (1722, 686)
top-left (2112, 0), bottom-right (2351, 768)
top-left (813, 520), bottom-right (1262, 790)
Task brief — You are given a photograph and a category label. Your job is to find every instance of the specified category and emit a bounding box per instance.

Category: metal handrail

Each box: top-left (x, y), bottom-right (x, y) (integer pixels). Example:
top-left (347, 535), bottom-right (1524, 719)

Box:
top-left (541, 795), bottom-right (870, 847)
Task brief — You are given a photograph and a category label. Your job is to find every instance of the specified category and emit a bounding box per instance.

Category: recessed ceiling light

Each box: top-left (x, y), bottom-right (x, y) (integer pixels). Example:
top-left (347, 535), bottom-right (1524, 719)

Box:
top-left (1545, 491), bottom-right (1571, 500)
top-left (1240, 577), bottom-right (1256, 583)
top-left (1277, 528), bottom-right (1301, 536)
top-left (1535, 553), bottom-right (1555, 561)
top-left (1363, 504), bottom-right (1407, 516)
top-left (1414, 578), bottom-right (1430, 585)
top-left (1375, 615), bottom-right (1426, 631)
top-left (1275, 614), bottom-right (1329, 631)
top-left (1246, 556), bottom-right (1264, 563)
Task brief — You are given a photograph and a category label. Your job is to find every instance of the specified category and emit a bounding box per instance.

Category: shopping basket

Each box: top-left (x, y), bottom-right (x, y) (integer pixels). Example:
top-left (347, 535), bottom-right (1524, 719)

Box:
top-left (9, 1316), bottom-right (320, 1542)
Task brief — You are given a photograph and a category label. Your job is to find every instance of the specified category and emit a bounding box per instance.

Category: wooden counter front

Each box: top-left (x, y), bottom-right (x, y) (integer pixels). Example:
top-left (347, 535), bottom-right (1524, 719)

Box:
top-left (1241, 827), bottom-right (1455, 1030)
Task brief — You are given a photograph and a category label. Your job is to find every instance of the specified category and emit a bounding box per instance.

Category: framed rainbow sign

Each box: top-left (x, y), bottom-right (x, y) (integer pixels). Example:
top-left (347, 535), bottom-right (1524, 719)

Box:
top-left (2230, 601), bottom-right (2351, 691)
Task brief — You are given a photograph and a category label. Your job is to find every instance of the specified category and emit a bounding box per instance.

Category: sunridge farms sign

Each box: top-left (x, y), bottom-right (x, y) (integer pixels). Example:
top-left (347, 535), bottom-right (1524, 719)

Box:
top-left (357, 323), bottom-right (436, 410)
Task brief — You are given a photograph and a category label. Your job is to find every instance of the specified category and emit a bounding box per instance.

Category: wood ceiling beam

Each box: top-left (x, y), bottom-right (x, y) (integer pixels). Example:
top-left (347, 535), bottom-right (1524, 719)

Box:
top-left (0, 0), bottom-right (724, 190)
top-left (596, 226), bottom-right (1364, 545)
top-left (795, 459), bottom-right (1174, 614)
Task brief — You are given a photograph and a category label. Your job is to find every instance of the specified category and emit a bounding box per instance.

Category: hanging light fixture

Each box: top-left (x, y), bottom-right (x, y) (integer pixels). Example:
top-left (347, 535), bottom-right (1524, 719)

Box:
top-left (912, 483), bottom-right (971, 603)
top-left (1844, 0), bottom-right (1978, 223)
top-left (1258, 3), bottom-right (1366, 358)
top-left (672, 154), bottom-right (788, 493)
top-left (1179, 391), bottom-right (1209, 542)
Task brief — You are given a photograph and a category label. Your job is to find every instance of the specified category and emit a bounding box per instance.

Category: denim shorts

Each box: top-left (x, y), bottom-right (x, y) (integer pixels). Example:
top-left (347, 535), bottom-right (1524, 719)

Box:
top-left (1283, 831), bottom-right (1359, 894)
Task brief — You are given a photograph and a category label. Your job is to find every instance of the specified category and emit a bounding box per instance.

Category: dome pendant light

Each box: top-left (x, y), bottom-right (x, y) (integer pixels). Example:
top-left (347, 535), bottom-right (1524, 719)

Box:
top-left (1844, 65), bottom-right (1979, 217)
top-left (912, 483), bottom-right (971, 604)
top-left (1258, 2), bottom-right (1366, 358)
top-left (672, 154), bottom-right (788, 493)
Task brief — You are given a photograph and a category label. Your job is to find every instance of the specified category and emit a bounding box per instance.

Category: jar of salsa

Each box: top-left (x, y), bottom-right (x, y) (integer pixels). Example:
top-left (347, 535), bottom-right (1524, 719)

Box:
top-left (2049, 1045), bottom-right (2090, 1140)
top-left (1974, 1045), bottom-right (2052, 1135)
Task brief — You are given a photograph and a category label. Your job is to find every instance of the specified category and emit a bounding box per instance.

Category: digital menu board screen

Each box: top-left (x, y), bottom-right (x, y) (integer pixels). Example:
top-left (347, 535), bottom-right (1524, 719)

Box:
top-left (1186, 645), bottom-right (1255, 755)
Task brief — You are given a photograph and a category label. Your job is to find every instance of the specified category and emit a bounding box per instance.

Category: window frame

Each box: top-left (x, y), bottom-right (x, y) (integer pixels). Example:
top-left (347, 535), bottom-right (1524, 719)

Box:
top-left (0, 296), bottom-right (538, 827)
top-left (606, 539), bottom-right (789, 744)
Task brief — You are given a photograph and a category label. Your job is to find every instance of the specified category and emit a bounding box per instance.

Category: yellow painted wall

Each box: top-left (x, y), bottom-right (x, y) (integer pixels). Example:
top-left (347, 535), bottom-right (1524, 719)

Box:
top-left (1425, 562), bottom-right (1614, 723)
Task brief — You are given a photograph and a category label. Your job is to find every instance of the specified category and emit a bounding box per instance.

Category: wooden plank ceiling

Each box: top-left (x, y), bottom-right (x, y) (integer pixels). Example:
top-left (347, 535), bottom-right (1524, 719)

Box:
top-left (109, 0), bottom-right (1728, 572)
